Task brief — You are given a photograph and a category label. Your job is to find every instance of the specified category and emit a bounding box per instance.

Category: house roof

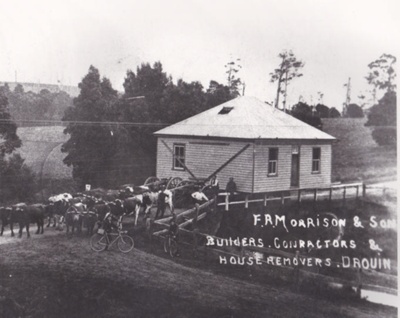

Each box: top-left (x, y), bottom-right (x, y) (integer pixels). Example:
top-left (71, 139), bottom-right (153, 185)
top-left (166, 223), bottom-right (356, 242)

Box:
top-left (154, 96), bottom-right (336, 140)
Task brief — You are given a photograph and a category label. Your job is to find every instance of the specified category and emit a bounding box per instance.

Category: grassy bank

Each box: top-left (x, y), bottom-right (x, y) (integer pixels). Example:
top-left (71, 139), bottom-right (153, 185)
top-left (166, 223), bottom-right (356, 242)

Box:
top-left (322, 118), bottom-right (397, 183)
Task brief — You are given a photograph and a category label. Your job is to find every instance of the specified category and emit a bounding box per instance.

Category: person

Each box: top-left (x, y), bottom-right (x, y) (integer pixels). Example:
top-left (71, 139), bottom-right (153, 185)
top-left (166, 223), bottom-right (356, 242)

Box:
top-left (191, 187), bottom-right (209, 206)
top-left (226, 177), bottom-right (237, 196)
top-left (102, 212), bottom-right (118, 249)
top-left (168, 217), bottom-right (180, 256)
top-left (209, 175), bottom-right (220, 197)
top-left (155, 185), bottom-right (169, 219)
top-left (226, 177), bottom-right (237, 202)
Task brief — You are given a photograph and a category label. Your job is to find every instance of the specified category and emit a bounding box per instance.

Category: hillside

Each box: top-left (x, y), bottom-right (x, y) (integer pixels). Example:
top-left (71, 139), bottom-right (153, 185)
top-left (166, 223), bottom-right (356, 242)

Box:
top-left (322, 118), bottom-right (397, 183)
top-left (15, 126), bottom-right (72, 179)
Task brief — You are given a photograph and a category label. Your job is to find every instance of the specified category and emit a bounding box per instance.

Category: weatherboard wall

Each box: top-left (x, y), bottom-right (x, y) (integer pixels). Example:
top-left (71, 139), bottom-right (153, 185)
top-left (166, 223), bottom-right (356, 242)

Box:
top-left (157, 137), bottom-right (333, 194)
top-left (253, 141), bottom-right (332, 192)
top-left (298, 144), bottom-right (332, 188)
top-left (156, 137), bottom-right (254, 192)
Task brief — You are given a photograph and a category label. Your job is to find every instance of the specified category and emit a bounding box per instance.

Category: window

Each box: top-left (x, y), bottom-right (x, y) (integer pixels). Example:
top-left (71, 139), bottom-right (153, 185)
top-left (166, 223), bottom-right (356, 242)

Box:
top-left (173, 144), bottom-right (185, 170)
top-left (218, 106), bottom-right (234, 114)
top-left (312, 147), bottom-right (321, 173)
top-left (268, 148), bottom-right (278, 176)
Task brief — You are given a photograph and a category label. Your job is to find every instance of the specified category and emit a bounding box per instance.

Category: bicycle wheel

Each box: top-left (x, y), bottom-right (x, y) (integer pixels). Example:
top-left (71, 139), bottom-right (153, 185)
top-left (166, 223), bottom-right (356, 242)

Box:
top-left (90, 233), bottom-right (107, 252)
top-left (163, 236), bottom-right (169, 253)
top-left (118, 235), bottom-right (134, 253)
top-left (169, 239), bottom-right (178, 257)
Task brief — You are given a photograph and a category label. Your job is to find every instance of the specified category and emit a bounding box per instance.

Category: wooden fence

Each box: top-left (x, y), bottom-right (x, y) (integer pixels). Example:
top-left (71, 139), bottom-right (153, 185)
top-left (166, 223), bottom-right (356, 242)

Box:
top-left (218, 182), bottom-right (365, 211)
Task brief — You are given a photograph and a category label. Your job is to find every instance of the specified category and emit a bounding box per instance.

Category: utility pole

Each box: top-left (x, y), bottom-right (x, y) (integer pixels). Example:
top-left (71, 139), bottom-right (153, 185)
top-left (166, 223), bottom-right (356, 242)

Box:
top-left (343, 77), bottom-right (351, 116)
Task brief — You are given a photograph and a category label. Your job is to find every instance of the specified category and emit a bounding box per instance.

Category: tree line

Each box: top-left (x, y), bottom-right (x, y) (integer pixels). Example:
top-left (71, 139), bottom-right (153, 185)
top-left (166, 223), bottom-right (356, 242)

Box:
top-left (61, 63), bottom-right (239, 189)
top-left (0, 83), bottom-right (73, 124)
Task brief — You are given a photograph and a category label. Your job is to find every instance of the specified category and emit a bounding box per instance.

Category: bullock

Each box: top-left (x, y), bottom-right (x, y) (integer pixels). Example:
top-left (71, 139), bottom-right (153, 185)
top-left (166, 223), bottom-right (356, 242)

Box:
top-left (46, 199), bottom-right (70, 230)
top-left (0, 207), bottom-right (14, 236)
top-left (92, 200), bottom-right (111, 222)
top-left (65, 203), bottom-right (87, 235)
top-left (79, 210), bottom-right (98, 236)
top-left (64, 202), bottom-right (98, 236)
top-left (123, 195), bottom-right (150, 226)
top-left (65, 203), bottom-right (87, 236)
top-left (10, 203), bottom-right (45, 238)
top-left (107, 199), bottom-right (125, 217)
top-left (124, 189), bottom-right (174, 225)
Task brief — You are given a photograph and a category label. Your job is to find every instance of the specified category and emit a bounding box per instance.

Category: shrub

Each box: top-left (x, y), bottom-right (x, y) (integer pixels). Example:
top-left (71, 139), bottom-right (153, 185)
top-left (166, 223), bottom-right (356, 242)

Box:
top-left (371, 127), bottom-right (396, 146)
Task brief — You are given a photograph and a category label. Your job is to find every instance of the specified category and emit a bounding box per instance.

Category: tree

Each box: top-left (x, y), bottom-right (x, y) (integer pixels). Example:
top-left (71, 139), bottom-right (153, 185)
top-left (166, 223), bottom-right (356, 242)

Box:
top-left (315, 104), bottom-right (330, 118)
top-left (270, 50), bottom-right (304, 111)
top-left (162, 79), bottom-right (207, 123)
top-left (0, 87), bottom-right (35, 203)
top-left (123, 62), bottom-right (171, 122)
top-left (365, 91), bottom-right (396, 126)
top-left (0, 154), bottom-right (37, 203)
top-left (205, 80), bottom-right (234, 108)
top-left (329, 107), bottom-right (341, 118)
top-left (0, 87), bottom-right (21, 156)
top-left (366, 54), bottom-right (396, 104)
top-left (225, 58), bottom-right (243, 97)
top-left (62, 66), bottom-right (119, 188)
top-left (291, 102), bottom-right (322, 129)
top-left (344, 103), bottom-right (364, 118)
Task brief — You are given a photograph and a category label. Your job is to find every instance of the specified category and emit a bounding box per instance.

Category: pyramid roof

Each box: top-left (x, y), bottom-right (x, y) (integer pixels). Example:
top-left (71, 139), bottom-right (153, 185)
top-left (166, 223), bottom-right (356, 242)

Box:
top-left (154, 96), bottom-right (335, 140)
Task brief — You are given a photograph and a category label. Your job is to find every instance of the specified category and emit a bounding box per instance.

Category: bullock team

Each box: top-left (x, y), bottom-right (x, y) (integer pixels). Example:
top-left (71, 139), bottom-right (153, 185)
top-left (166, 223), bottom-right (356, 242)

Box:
top-left (0, 184), bottom-right (174, 239)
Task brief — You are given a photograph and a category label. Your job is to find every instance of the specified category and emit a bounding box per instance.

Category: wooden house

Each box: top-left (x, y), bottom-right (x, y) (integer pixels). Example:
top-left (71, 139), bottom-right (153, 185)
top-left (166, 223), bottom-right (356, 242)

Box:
top-left (154, 96), bottom-right (336, 193)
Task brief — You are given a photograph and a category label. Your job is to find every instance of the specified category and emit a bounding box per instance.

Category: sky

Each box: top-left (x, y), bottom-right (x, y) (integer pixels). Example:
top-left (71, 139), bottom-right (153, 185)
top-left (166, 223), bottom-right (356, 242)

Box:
top-left (0, 0), bottom-right (399, 111)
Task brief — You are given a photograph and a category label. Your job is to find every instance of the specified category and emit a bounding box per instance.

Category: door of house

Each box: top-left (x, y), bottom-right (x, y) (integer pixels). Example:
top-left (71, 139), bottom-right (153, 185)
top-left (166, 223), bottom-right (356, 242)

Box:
top-left (291, 146), bottom-right (300, 187)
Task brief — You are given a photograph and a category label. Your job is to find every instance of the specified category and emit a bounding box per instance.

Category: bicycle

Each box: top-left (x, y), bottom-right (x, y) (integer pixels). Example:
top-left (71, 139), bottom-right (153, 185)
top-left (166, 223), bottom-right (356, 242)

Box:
top-left (163, 234), bottom-right (179, 257)
top-left (90, 218), bottom-right (134, 253)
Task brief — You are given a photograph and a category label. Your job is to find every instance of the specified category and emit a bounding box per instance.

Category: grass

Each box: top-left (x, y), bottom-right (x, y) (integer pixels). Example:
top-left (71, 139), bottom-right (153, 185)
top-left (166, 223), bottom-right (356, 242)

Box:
top-left (15, 126), bottom-right (72, 179)
top-left (322, 118), bottom-right (397, 183)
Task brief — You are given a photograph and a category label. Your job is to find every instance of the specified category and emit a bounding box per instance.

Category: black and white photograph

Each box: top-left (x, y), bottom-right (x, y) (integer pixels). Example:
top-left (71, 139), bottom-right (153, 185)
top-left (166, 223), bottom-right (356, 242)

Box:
top-left (0, 0), bottom-right (398, 317)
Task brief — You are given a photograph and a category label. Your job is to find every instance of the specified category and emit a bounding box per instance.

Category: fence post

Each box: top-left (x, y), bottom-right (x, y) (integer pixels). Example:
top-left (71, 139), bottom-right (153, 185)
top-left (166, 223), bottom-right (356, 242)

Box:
top-left (356, 185), bottom-right (359, 199)
top-left (362, 183), bottom-right (366, 197)
top-left (313, 188), bottom-right (317, 202)
top-left (281, 192), bottom-right (285, 205)
top-left (356, 268), bottom-right (362, 298)
top-left (264, 194), bottom-right (267, 207)
top-left (146, 217), bottom-right (154, 252)
top-left (297, 189), bottom-right (301, 203)
top-left (245, 194), bottom-right (249, 209)
top-left (192, 210), bottom-right (199, 258)
top-left (225, 193), bottom-right (229, 211)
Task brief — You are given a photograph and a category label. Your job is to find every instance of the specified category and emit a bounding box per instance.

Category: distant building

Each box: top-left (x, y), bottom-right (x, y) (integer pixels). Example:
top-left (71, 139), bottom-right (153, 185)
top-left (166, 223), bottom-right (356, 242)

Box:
top-left (0, 81), bottom-right (80, 97)
top-left (154, 96), bottom-right (336, 193)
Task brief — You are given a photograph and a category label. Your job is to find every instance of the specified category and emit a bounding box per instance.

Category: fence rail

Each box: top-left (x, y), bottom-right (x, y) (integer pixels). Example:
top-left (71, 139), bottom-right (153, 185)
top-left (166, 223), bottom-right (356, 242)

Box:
top-left (217, 182), bottom-right (366, 211)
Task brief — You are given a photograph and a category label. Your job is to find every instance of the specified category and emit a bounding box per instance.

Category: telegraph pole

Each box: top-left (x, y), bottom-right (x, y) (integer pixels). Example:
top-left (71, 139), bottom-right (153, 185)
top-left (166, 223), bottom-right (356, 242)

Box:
top-left (343, 77), bottom-right (351, 116)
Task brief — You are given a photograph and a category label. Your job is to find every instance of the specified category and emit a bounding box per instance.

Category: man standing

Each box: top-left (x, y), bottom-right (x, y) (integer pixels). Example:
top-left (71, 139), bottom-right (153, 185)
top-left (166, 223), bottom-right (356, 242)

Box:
top-left (155, 185), bottom-right (169, 219)
top-left (191, 187), bottom-right (209, 206)
top-left (226, 177), bottom-right (237, 197)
